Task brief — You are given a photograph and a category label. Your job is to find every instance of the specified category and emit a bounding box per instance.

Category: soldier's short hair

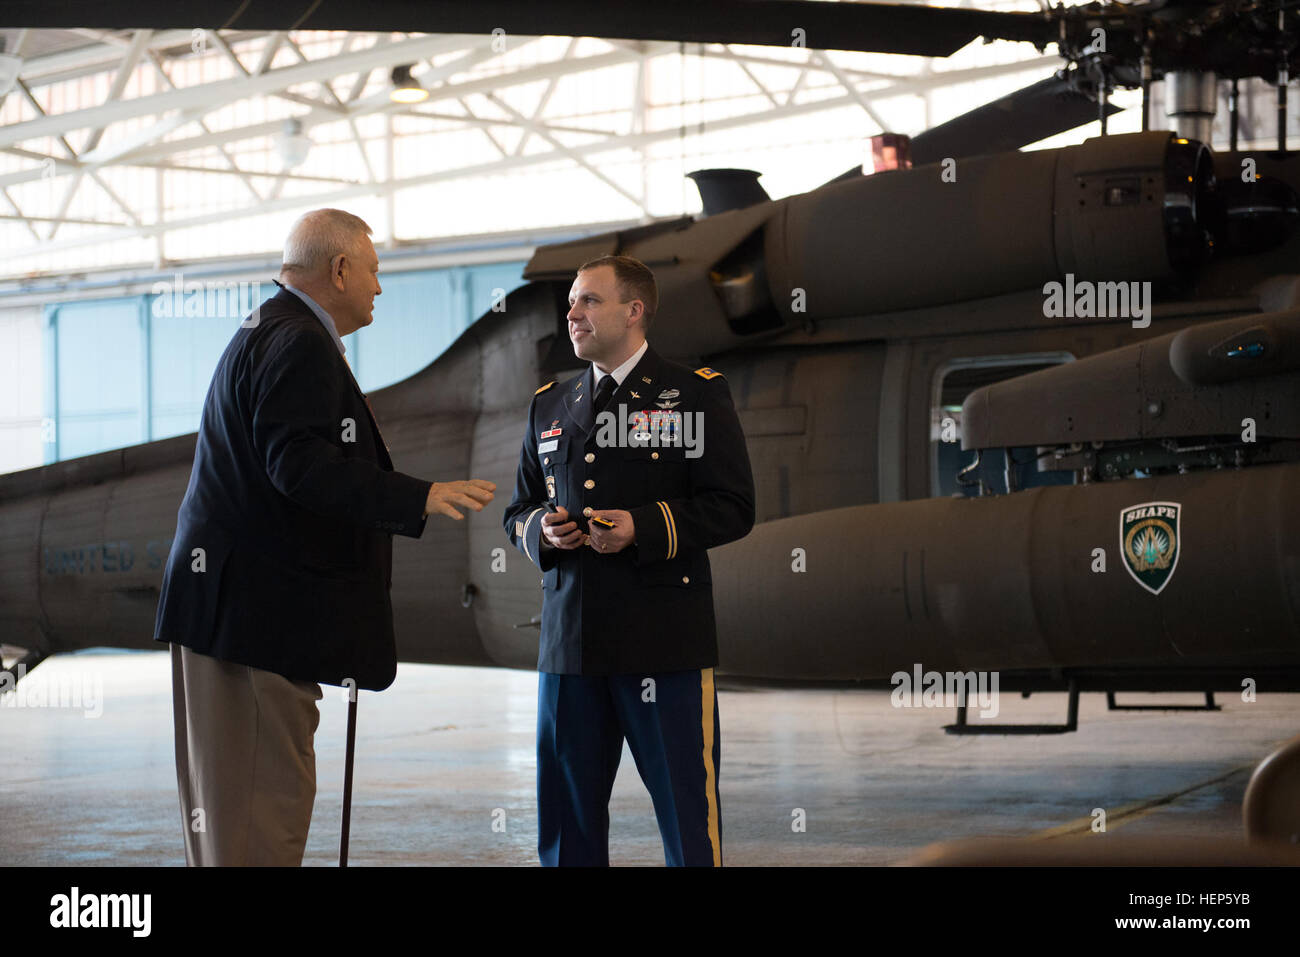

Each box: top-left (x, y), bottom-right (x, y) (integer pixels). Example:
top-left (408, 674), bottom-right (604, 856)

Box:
top-left (578, 255), bottom-right (658, 330)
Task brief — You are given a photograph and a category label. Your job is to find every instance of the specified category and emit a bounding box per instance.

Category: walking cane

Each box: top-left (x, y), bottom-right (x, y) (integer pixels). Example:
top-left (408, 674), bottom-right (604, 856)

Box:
top-left (340, 689), bottom-right (358, 867)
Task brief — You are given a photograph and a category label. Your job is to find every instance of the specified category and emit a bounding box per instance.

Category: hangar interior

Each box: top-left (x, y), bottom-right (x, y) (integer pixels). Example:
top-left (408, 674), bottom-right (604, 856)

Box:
top-left (3, 4), bottom-right (1300, 869)
top-left (0, 13), bottom-right (1143, 472)
top-left (1, 16), bottom-right (1292, 473)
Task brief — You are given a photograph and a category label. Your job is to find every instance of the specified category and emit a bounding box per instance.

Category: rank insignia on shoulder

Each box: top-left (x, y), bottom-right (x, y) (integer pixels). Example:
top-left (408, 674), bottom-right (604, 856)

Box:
top-left (535, 381), bottom-right (556, 395)
top-left (694, 367), bottom-right (723, 380)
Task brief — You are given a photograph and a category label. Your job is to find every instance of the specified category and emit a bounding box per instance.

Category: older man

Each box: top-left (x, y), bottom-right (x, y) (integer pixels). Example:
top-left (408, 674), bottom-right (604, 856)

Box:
top-left (154, 208), bottom-right (494, 866)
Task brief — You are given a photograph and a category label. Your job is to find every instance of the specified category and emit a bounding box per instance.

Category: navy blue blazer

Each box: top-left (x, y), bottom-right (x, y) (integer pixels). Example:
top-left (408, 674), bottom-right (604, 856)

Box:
top-left (153, 286), bottom-right (430, 690)
top-left (503, 344), bottom-right (755, 674)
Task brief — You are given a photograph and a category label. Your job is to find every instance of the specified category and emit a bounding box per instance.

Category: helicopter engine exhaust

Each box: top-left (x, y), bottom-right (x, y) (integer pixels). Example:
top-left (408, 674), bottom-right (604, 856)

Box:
top-left (763, 131), bottom-right (1217, 319)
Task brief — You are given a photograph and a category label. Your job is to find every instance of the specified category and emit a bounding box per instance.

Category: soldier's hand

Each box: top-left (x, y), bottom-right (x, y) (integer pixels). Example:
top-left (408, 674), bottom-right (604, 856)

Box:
top-left (541, 506), bottom-right (584, 549)
top-left (587, 509), bottom-right (635, 554)
top-left (424, 479), bottom-right (496, 520)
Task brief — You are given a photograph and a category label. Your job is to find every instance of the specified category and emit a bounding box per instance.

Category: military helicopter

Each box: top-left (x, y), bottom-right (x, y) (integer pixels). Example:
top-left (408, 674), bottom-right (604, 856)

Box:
top-left (2, 0), bottom-right (1299, 734)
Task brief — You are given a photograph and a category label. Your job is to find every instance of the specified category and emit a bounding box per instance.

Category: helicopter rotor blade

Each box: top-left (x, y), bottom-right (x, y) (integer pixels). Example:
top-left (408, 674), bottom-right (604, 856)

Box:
top-left (0, 1), bottom-right (1054, 57)
top-left (824, 73), bottom-right (1124, 184)
top-left (910, 73), bottom-right (1125, 165)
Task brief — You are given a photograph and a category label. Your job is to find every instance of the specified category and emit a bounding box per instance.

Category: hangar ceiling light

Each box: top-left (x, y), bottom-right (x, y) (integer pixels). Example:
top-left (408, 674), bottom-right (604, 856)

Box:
top-left (276, 117), bottom-right (311, 169)
top-left (389, 63), bottom-right (427, 103)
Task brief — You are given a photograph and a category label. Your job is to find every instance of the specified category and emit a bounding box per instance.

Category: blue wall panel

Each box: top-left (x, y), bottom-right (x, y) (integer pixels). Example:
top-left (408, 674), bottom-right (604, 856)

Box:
top-left (149, 299), bottom-right (244, 442)
top-left (42, 260), bottom-right (528, 464)
top-left (351, 261), bottom-right (526, 393)
top-left (468, 261), bottom-right (532, 319)
top-left (48, 298), bottom-right (144, 462)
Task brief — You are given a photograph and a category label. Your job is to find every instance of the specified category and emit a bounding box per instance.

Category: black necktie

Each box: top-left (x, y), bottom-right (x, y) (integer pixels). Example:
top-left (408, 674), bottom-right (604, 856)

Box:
top-left (593, 374), bottom-right (617, 415)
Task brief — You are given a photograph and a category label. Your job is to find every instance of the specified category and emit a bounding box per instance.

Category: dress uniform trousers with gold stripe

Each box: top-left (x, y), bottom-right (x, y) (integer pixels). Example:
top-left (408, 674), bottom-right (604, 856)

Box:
top-left (503, 344), bottom-right (755, 865)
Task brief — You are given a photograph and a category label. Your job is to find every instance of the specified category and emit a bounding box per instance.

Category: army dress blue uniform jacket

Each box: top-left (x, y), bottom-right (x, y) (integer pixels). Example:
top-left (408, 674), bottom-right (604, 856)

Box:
top-left (152, 287), bottom-right (430, 691)
top-left (503, 344), bottom-right (755, 674)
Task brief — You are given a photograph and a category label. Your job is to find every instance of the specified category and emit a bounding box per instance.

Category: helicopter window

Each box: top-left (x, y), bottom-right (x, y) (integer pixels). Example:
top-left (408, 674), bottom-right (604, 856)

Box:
top-left (932, 354), bottom-right (1075, 498)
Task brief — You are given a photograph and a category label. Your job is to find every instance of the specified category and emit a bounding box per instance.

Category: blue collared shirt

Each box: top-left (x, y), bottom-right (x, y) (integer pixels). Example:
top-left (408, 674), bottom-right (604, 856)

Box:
top-left (282, 282), bottom-right (346, 357)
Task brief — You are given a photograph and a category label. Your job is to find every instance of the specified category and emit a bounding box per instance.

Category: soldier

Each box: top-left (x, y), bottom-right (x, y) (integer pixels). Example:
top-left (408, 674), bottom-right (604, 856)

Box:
top-left (503, 254), bottom-right (755, 866)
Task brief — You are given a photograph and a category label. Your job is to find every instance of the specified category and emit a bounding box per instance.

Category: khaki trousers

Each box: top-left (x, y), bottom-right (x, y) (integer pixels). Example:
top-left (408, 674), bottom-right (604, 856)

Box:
top-left (170, 643), bottom-right (323, 866)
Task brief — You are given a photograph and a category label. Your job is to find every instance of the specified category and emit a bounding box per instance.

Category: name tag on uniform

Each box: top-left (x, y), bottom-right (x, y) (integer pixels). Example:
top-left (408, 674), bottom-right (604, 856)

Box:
top-left (538, 440), bottom-right (559, 453)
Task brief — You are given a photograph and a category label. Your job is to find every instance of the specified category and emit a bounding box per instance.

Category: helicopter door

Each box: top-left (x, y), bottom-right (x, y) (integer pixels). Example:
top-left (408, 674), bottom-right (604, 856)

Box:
top-left (932, 354), bottom-right (1076, 498)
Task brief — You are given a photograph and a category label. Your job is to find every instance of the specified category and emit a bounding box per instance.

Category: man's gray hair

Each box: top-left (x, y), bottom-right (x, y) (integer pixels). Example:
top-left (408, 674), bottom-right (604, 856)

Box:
top-left (280, 208), bottom-right (373, 275)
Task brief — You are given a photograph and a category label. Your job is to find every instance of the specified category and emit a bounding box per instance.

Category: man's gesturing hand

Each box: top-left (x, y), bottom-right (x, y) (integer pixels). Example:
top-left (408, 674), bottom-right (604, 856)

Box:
top-left (424, 479), bottom-right (496, 520)
top-left (541, 506), bottom-right (584, 549)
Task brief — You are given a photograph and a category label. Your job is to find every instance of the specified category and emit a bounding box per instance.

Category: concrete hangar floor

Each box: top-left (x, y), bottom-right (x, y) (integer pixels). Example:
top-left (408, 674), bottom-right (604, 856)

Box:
top-left (2, 650), bottom-right (1295, 866)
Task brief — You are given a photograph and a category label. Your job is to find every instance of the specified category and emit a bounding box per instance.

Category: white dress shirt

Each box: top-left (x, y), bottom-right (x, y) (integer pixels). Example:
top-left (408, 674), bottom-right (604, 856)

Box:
top-left (594, 338), bottom-right (648, 388)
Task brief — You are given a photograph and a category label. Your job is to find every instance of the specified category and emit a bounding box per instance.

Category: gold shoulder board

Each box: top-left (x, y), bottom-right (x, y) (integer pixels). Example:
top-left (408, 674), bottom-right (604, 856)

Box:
top-left (535, 380), bottom-right (556, 395)
top-left (694, 367), bottom-right (723, 380)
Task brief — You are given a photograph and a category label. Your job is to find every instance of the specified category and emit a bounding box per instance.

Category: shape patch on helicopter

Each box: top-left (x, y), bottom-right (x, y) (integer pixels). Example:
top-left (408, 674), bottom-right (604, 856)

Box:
top-left (1119, 501), bottom-right (1181, 595)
